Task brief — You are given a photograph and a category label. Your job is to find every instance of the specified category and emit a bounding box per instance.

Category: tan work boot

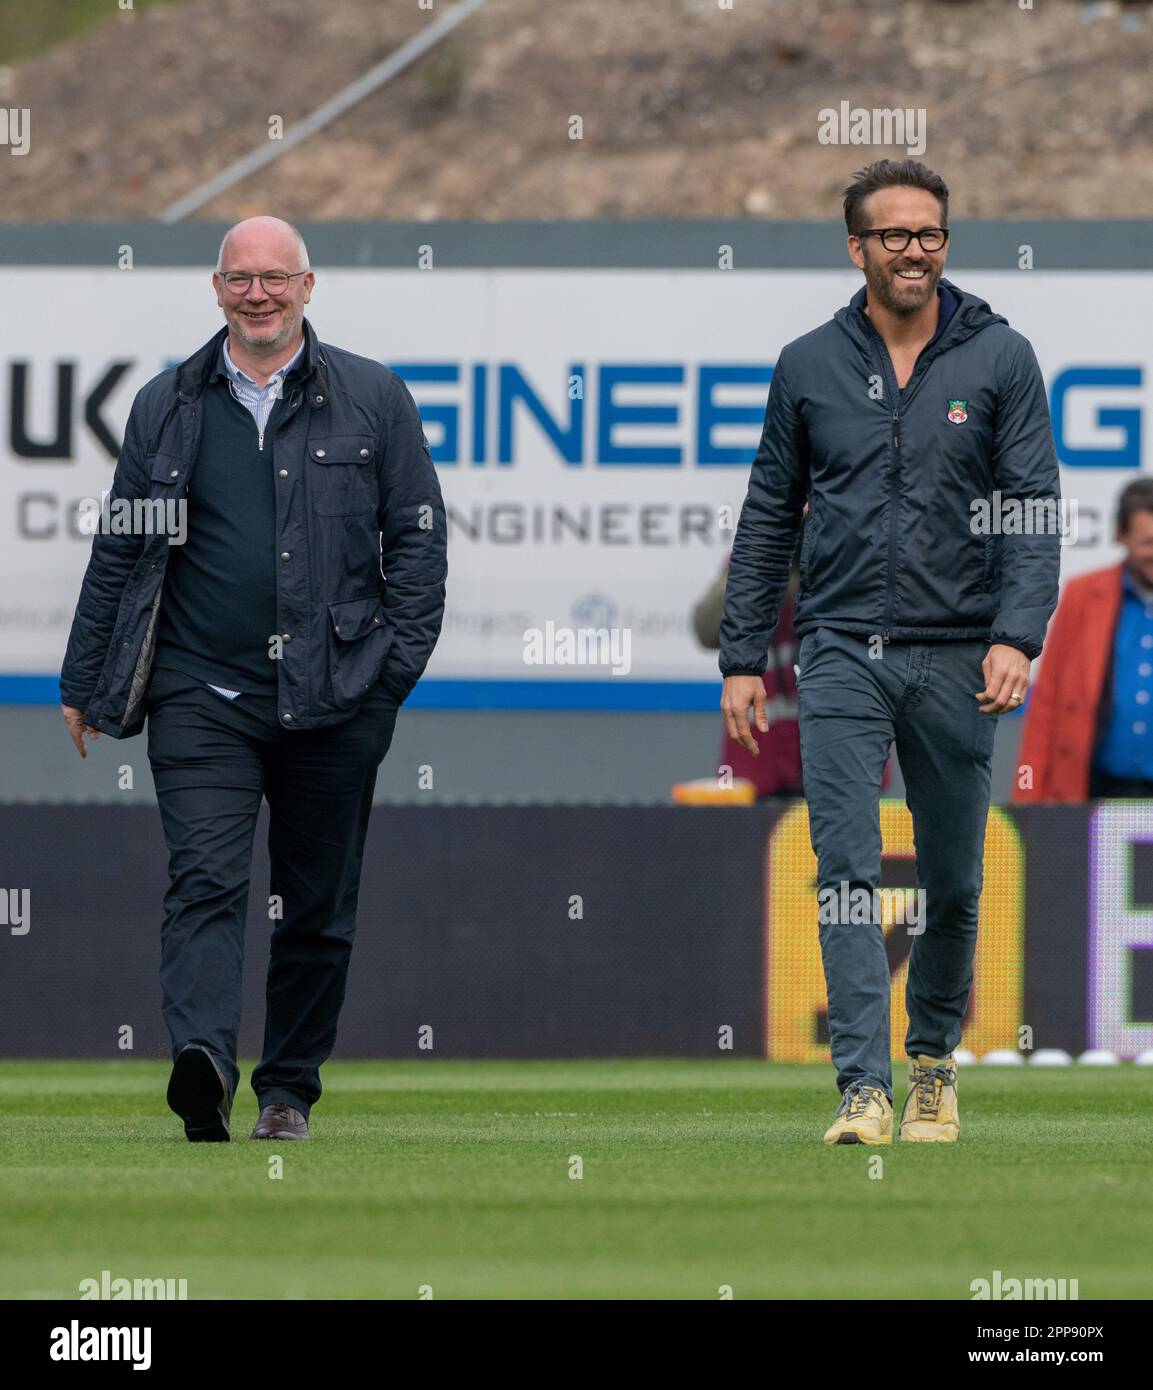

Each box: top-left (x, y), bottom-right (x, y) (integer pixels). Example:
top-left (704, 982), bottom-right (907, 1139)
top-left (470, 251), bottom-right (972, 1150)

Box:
top-left (822, 1083), bottom-right (893, 1146)
top-left (899, 1054), bottom-right (959, 1142)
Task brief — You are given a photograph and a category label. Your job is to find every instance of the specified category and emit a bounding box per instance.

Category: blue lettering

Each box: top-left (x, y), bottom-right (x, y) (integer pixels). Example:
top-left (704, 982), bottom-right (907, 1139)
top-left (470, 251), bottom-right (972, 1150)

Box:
top-left (471, 362), bottom-right (487, 466)
top-left (391, 363), bottom-right (459, 465)
top-left (1050, 366), bottom-right (1142, 469)
top-left (698, 364), bottom-right (775, 465)
top-left (597, 364), bottom-right (683, 466)
top-left (498, 363), bottom-right (584, 465)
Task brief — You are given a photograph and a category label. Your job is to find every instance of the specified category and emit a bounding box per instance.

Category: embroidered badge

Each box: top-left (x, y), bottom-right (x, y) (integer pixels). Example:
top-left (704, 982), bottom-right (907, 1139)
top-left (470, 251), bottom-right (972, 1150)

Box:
top-left (947, 399), bottom-right (969, 425)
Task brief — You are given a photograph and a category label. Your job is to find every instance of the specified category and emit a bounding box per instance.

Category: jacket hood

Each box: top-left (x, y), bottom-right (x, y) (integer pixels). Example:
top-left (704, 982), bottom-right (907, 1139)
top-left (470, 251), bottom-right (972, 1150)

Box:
top-left (833, 277), bottom-right (1007, 359)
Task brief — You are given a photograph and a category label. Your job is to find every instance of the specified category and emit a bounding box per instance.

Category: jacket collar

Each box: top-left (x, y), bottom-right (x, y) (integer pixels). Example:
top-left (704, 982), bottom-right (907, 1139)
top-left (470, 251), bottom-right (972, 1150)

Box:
top-left (834, 276), bottom-right (1006, 359)
top-left (175, 315), bottom-right (328, 407)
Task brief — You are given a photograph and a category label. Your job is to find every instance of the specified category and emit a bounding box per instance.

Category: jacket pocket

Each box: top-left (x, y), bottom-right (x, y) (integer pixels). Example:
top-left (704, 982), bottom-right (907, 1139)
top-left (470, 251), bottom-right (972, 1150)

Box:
top-left (327, 594), bottom-right (393, 709)
top-left (148, 452), bottom-right (189, 490)
top-left (795, 626), bottom-right (823, 686)
top-left (309, 435), bottom-right (377, 516)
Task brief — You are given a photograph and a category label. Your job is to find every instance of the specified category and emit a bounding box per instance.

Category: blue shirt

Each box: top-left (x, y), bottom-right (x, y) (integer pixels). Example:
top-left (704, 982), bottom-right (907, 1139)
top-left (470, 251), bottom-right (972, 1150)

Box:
top-left (221, 335), bottom-right (305, 442)
top-left (1092, 566), bottom-right (1153, 779)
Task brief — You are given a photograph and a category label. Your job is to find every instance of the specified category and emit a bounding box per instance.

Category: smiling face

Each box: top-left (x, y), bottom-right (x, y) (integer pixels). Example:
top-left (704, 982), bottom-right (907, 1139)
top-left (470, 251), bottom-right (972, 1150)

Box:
top-left (848, 186), bottom-right (947, 318)
top-left (213, 217), bottom-right (314, 354)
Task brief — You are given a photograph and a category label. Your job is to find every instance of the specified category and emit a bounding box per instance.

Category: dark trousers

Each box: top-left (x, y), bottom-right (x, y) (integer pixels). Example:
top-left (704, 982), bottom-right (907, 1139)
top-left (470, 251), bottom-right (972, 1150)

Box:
top-left (796, 627), bottom-right (999, 1099)
top-left (144, 666), bottom-right (399, 1118)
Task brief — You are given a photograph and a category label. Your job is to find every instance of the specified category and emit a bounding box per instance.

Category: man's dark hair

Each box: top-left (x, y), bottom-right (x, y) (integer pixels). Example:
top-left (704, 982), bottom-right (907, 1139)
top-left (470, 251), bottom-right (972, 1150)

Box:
top-left (842, 160), bottom-right (950, 237)
top-left (1116, 478), bottom-right (1153, 534)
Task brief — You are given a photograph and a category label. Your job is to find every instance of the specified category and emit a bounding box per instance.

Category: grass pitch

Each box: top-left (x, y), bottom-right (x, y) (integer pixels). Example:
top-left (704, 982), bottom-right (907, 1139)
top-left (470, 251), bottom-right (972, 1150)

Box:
top-left (0, 1059), bottom-right (1149, 1300)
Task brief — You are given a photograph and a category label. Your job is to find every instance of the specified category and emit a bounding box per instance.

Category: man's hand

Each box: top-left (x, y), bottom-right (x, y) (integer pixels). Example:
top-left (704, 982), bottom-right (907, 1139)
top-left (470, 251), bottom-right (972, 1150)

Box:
top-left (721, 675), bottom-right (768, 755)
top-left (975, 644), bottom-right (1031, 714)
top-left (61, 704), bottom-right (100, 758)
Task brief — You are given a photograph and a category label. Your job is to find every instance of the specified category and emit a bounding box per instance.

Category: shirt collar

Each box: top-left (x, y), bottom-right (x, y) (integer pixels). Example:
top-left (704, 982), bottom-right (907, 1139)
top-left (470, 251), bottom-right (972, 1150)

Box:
top-left (219, 334), bottom-right (305, 389)
top-left (1123, 565), bottom-right (1153, 605)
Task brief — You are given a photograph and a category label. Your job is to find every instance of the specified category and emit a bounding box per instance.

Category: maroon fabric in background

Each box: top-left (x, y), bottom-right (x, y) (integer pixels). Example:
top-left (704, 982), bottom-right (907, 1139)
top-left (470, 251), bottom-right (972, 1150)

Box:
top-left (720, 597), bottom-right (803, 796)
top-left (719, 600), bottom-right (892, 799)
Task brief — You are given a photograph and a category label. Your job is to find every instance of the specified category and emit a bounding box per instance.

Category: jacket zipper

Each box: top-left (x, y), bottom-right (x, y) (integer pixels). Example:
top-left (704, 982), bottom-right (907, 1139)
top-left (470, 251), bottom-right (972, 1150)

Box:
top-left (870, 336), bottom-right (902, 644)
top-left (882, 404), bottom-right (900, 642)
top-left (868, 323), bottom-right (949, 643)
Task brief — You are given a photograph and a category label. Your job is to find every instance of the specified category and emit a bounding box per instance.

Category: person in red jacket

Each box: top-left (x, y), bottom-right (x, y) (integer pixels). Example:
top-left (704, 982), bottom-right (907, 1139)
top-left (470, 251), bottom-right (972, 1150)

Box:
top-left (1015, 479), bottom-right (1153, 802)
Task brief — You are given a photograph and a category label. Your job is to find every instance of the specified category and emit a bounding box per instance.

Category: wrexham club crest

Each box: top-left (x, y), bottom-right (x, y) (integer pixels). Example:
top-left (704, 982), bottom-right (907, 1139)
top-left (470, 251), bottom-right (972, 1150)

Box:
top-left (947, 398), bottom-right (969, 425)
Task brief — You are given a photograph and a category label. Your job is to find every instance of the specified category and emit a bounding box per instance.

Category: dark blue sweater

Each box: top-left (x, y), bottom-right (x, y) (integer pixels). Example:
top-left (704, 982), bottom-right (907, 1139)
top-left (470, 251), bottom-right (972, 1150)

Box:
top-left (154, 377), bottom-right (281, 691)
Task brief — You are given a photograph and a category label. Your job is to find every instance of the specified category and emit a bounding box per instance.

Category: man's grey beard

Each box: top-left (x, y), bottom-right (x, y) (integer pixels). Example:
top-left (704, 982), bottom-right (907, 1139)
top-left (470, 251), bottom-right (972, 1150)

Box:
top-left (231, 305), bottom-right (303, 352)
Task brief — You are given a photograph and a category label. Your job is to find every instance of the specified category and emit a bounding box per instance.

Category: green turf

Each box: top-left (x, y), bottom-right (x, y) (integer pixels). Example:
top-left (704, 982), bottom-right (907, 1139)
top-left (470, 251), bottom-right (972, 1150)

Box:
top-left (0, 1059), bottom-right (1149, 1300)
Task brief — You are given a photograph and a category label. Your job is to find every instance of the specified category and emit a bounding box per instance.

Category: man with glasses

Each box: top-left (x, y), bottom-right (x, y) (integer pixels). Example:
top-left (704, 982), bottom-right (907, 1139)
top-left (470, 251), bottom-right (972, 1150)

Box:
top-left (60, 216), bottom-right (447, 1142)
top-left (720, 161), bottom-right (1060, 1144)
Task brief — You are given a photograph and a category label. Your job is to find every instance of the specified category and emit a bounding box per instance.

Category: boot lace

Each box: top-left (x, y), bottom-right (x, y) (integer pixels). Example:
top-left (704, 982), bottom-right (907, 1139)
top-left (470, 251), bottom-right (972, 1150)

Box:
top-left (910, 1064), bottom-right (954, 1120)
top-left (838, 1083), bottom-right (881, 1119)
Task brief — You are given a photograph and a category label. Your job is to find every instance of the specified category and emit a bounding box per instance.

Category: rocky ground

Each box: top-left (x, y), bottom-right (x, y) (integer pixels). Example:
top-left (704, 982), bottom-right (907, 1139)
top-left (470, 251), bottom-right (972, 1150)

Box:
top-left (0, 0), bottom-right (1151, 221)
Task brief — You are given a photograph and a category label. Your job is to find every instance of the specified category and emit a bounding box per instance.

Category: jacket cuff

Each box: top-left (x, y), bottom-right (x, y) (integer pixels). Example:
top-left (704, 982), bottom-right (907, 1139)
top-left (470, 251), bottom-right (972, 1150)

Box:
top-left (989, 636), bottom-right (1039, 661)
top-left (59, 685), bottom-right (94, 710)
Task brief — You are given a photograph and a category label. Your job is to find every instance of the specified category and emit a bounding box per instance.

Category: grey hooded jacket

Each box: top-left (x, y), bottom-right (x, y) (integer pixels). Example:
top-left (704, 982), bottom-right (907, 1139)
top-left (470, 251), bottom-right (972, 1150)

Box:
top-left (719, 278), bottom-right (1061, 675)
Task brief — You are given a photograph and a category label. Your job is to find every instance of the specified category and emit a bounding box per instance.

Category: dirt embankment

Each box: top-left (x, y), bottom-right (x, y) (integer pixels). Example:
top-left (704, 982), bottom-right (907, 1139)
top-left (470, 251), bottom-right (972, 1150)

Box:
top-left (1, 0), bottom-right (1151, 221)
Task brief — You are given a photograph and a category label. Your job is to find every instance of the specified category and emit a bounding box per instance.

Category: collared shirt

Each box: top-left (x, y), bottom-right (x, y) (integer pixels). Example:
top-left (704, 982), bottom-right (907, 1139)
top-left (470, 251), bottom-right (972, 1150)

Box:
top-left (220, 335), bottom-right (305, 441)
top-left (1093, 566), bottom-right (1153, 780)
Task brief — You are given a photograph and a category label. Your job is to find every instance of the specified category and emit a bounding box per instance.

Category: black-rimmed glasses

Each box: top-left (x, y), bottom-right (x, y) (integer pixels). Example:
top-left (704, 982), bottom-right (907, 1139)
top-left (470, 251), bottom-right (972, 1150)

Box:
top-left (856, 227), bottom-right (949, 252)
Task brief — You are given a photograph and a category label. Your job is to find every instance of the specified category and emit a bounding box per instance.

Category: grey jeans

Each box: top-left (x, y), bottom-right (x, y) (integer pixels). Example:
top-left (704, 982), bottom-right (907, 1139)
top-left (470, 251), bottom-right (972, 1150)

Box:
top-left (796, 626), bottom-right (999, 1099)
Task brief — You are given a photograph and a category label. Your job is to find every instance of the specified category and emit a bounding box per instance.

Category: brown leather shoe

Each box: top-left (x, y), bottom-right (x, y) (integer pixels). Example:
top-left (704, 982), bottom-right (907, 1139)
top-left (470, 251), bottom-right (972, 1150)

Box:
top-left (167, 1045), bottom-right (231, 1143)
top-left (250, 1103), bottom-right (309, 1140)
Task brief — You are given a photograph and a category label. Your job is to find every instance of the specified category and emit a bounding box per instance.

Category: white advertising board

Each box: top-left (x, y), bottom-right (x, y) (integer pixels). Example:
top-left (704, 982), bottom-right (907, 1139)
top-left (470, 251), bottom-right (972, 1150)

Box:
top-left (1, 267), bottom-right (1147, 703)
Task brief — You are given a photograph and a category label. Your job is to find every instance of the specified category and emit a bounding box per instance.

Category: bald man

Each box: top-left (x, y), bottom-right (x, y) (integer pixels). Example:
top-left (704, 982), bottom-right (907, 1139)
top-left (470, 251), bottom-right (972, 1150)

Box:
top-left (60, 217), bottom-right (448, 1142)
